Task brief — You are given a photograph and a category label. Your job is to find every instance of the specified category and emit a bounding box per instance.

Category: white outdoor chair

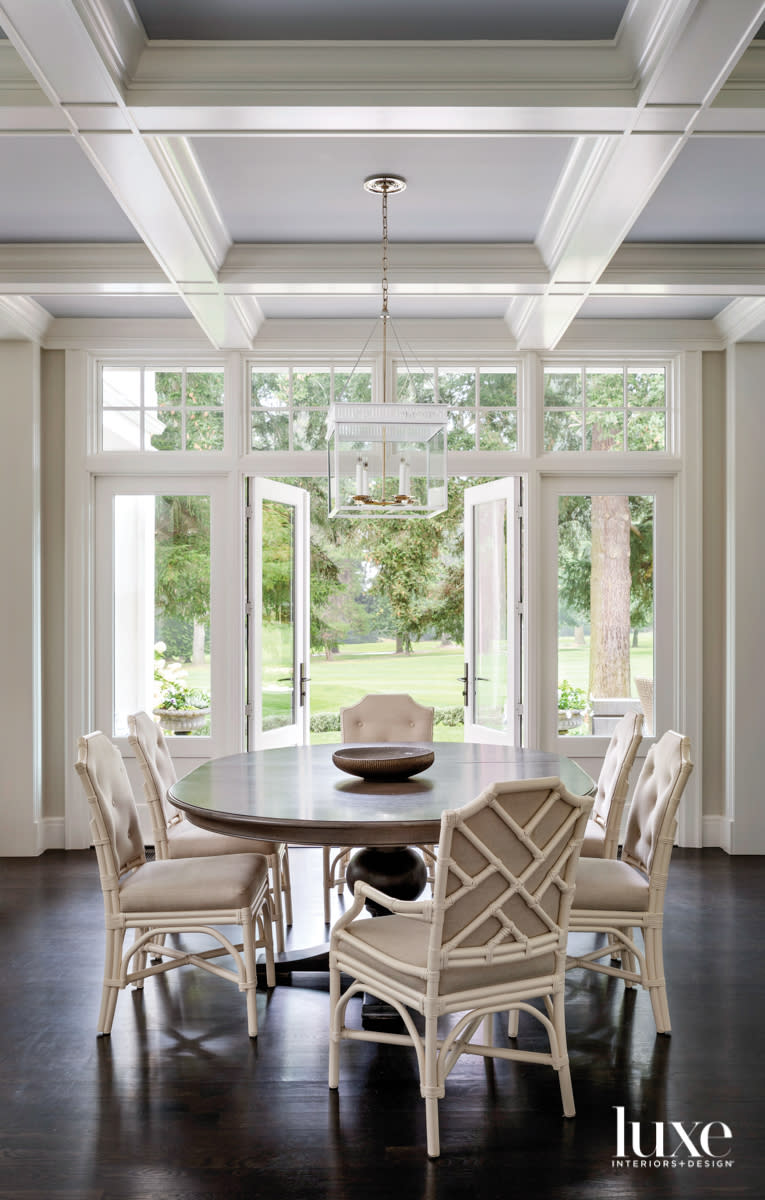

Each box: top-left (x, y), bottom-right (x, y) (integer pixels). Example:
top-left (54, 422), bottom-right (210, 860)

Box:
top-left (567, 730), bottom-right (693, 1034)
top-left (581, 710), bottom-right (643, 859)
top-left (329, 776), bottom-right (593, 1158)
top-left (323, 693), bottom-right (435, 923)
top-left (75, 730), bottom-right (275, 1038)
top-left (128, 711), bottom-right (292, 953)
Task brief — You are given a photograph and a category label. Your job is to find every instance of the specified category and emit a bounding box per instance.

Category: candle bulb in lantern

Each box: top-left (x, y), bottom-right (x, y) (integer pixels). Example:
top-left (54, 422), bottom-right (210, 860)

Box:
top-left (398, 455), bottom-right (410, 496)
top-left (355, 456), bottom-right (364, 495)
top-left (361, 459), bottom-right (369, 495)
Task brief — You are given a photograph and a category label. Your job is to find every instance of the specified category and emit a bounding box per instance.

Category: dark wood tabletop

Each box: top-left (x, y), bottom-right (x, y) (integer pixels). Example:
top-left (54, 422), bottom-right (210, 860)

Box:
top-left (168, 742), bottom-right (595, 847)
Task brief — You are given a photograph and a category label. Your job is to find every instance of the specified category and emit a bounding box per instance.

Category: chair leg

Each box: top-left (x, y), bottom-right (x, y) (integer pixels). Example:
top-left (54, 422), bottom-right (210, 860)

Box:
top-left (644, 925), bottom-right (671, 1034)
top-left (322, 847), bottom-right (332, 924)
top-left (507, 1008), bottom-right (520, 1038)
top-left (269, 854), bottom-right (286, 954)
top-left (423, 1013), bottom-right (441, 1158)
top-left (241, 912), bottom-right (259, 1038)
top-left (281, 846), bottom-right (293, 927)
top-left (550, 991), bottom-right (576, 1118)
top-left (621, 927), bottom-right (637, 985)
top-left (328, 958), bottom-right (342, 1089)
top-left (98, 927), bottom-right (124, 1036)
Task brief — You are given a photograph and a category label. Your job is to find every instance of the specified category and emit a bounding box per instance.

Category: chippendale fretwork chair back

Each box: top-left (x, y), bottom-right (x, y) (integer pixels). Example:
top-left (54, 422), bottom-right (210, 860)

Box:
top-left (329, 776), bottom-right (593, 1158)
top-left (582, 710), bottom-right (643, 859)
top-left (323, 693), bottom-right (436, 922)
top-left (568, 730), bottom-right (693, 1034)
top-left (128, 710), bottom-right (292, 952)
top-left (75, 730), bottom-right (275, 1038)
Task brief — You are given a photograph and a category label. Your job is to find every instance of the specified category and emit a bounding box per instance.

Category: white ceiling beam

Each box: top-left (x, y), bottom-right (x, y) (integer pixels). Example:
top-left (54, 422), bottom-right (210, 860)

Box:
top-left (0, 295), bottom-right (52, 341)
top-left (714, 296), bottom-right (765, 342)
top-left (508, 0), bottom-right (765, 349)
top-left (0, 0), bottom-right (257, 348)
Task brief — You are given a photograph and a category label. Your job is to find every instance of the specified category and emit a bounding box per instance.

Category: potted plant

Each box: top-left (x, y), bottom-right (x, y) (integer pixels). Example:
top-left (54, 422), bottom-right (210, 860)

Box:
top-left (557, 679), bottom-right (589, 734)
top-left (153, 644), bottom-right (210, 735)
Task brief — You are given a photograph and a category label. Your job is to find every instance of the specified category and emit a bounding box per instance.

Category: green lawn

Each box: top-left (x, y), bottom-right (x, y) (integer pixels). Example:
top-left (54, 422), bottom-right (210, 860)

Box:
top-left (176, 630), bottom-right (654, 742)
top-left (558, 634), bottom-right (654, 697)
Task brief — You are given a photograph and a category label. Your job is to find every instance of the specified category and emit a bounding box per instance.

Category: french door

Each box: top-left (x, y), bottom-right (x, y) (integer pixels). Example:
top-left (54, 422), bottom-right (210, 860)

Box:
top-left (247, 478), bottom-right (311, 748)
top-left (463, 476), bottom-right (524, 744)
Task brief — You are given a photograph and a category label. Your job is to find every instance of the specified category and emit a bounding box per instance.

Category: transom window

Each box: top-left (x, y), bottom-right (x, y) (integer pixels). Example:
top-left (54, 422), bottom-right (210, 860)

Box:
top-left (249, 363), bottom-right (518, 452)
top-left (543, 365), bottom-right (667, 452)
top-left (101, 366), bottom-right (225, 452)
top-left (250, 367), bottom-right (372, 451)
top-left (396, 366), bottom-right (518, 451)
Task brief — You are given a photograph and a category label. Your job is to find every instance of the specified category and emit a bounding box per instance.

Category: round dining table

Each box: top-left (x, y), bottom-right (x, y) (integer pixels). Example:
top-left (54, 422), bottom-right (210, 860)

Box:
top-left (168, 741), bottom-right (595, 979)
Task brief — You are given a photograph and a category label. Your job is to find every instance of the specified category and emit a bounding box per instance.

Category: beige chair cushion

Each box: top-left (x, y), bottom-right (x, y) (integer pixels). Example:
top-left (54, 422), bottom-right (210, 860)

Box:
top-left (119, 852), bottom-right (268, 912)
top-left (339, 915), bottom-right (556, 996)
top-left (168, 821), bottom-right (279, 860)
top-left (581, 819), bottom-right (606, 858)
top-left (573, 857), bottom-right (650, 912)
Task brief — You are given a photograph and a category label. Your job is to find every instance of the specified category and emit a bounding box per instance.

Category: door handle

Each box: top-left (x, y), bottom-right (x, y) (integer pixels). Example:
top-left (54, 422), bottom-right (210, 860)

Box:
top-left (299, 662), bottom-right (310, 706)
top-left (458, 664), bottom-right (469, 706)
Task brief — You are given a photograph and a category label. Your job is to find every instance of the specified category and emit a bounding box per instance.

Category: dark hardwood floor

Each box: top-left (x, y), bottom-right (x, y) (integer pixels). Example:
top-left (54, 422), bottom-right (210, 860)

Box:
top-left (1, 846), bottom-right (763, 1199)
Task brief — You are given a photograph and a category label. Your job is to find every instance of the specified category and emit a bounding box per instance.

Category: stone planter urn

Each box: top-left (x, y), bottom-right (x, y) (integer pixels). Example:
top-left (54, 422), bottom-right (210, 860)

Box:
top-left (557, 710), bottom-right (585, 734)
top-left (152, 707), bottom-right (210, 736)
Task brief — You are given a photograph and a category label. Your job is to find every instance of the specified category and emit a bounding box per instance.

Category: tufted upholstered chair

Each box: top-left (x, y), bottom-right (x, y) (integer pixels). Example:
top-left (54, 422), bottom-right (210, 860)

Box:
top-left (75, 730), bottom-right (275, 1038)
top-left (581, 710), bottom-right (643, 859)
top-left (322, 693), bottom-right (435, 922)
top-left (329, 776), bottom-right (593, 1158)
top-left (128, 711), bottom-right (292, 952)
top-left (567, 730), bottom-right (693, 1034)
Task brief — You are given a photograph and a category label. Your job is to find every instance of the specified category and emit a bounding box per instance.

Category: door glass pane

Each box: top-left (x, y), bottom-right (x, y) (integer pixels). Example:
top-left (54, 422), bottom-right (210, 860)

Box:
top-left (261, 499), bottom-right (296, 731)
top-left (557, 494), bottom-right (654, 736)
top-left (113, 494), bottom-right (211, 737)
top-left (473, 498), bottom-right (507, 731)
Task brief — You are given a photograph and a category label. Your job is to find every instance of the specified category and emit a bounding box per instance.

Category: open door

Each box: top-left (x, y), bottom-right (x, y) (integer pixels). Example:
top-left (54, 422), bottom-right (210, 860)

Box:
top-left (463, 477), bottom-right (524, 745)
top-left (247, 478), bottom-right (310, 749)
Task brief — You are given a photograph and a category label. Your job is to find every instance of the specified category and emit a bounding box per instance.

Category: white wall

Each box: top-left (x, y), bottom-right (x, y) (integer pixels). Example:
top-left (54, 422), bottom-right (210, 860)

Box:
top-left (0, 342), bottom-right (42, 855)
top-left (725, 344), bottom-right (765, 853)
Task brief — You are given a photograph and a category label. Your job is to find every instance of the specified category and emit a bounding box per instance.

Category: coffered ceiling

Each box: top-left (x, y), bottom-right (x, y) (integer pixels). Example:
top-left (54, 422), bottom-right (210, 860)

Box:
top-left (2, 0), bottom-right (765, 348)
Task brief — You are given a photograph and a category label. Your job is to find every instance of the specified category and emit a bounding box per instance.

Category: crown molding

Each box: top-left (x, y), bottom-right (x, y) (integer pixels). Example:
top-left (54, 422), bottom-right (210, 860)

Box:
top-left (0, 295), bottom-right (52, 342)
top-left (558, 317), bottom-right (724, 352)
top-left (0, 243), bottom-right (167, 288)
top-left (42, 316), bottom-right (210, 351)
top-left (714, 297), bottom-right (765, 344)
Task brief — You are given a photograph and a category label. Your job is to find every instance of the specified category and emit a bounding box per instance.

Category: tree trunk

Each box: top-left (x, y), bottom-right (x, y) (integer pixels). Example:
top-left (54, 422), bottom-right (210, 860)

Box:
top-left (589, 494), bottom-right (631, 697)
top-left (574, 625), bottom-right (585, 647)
top-left (191, 620), bottom-right (206, 666)
top-left (632, 628), bottom-right (639, 647)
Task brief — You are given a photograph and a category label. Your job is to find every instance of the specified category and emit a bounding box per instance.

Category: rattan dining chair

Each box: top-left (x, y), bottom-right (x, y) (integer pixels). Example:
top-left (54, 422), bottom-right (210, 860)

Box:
top-left (128, 711), bottom-right (292, 953)
top-left (75, 730), bottom-right (275, 1038)
top-left (567, 729), bottom-right (693, 1034)
top-left (322, 693), bottom-right (435, 923)
top-left (329, 776), bottom-right (593, 1158)
top-left (581, 710), bottom-right (643, 859)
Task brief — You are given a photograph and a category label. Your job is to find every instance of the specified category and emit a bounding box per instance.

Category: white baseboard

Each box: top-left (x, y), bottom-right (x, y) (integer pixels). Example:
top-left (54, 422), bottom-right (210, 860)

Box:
top-left (41, 816), bottom-right (66, 852)
top-left (702, 814), bottom-right (733, 852)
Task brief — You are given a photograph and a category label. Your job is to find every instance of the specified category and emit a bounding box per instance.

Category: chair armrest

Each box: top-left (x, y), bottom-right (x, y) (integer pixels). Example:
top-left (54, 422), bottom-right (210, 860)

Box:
top-left (331, 881), bottom-right (432, 934)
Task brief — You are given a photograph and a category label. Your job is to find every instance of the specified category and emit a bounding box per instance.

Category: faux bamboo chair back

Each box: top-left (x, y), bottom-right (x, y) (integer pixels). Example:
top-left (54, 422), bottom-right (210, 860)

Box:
top-left (128, 709), bottom-right (293, 953)
top-left (127, 710), bottom-right (177, 855)
top-left (77, 728), bottom-right (146, 893)
top-left (622, 730), bottom-right (693, 881)
top-left (329, 777), bottom-right (593, 1156)
top-left (430, 777), bottom-right (592, 984)
top-left (340, 693), bottom-right (434, 743)
top-left (75, 729), bottom-right (275, 1037)
top-left (568, 729), bottom-right (693, 1034)
top-left (584, 710), bottom-right (643, 858)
